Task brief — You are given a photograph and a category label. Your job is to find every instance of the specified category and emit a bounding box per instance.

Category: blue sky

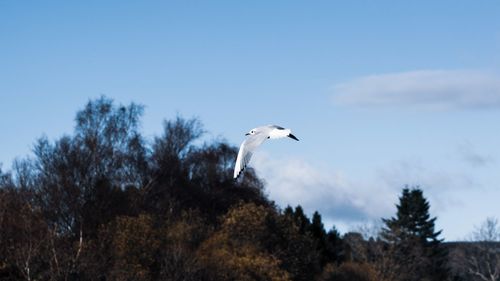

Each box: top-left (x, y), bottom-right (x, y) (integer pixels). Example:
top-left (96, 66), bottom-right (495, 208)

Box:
top-left (1, 1), bottom-right (500, 240)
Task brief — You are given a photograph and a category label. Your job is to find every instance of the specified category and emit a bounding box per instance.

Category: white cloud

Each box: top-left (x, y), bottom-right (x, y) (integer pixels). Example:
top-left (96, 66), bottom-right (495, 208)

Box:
top-left (251, 153), bottom-right (397, 231)
top-left (333, 70), bottom-right (500, 110)
top-left (251, 152), bottom-right (476, 236)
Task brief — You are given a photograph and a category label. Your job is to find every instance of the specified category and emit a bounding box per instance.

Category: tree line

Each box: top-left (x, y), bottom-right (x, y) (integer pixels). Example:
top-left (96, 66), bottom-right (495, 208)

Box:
top-left (0, 97), bottom-right (498, 281)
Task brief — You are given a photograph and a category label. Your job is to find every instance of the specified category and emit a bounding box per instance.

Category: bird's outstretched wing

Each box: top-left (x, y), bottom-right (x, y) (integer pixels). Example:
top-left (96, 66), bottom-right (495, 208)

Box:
top-left (233, 132), bottom-right (268, 179)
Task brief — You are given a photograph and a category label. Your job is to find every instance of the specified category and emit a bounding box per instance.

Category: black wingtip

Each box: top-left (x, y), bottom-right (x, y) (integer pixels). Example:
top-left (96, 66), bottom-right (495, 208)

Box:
top-left (288, 133), bottom-right (299, 141)
top-left (234, 164), bottom-right (247, 180)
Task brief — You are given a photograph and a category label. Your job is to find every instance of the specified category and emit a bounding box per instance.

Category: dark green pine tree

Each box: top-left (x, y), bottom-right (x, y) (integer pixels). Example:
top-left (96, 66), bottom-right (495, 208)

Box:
top-left (309, 211), bottom-right (326, 240)
top-left (293, 205), bottom-right (311, 234)
top-left (283, 205), bottom-right (294, 217)
top-left (307, 211), bottom-right (346, 266)
top-left (309, 212), bottom-right (328, 265)
top-left (326, 227), bottom-right (344, 263)
top-left (382, 187), bottom-right (449, 281)
top-left (284, 207), bottom-right (345, 266)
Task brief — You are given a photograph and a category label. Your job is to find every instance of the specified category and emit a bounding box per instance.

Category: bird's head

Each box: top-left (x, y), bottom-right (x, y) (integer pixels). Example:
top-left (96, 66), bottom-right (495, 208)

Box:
top-left (245, 128), bottom-right (258, 136)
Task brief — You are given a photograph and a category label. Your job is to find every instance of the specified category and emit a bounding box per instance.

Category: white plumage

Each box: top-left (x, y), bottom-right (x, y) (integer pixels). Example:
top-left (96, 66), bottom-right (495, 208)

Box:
top-left (233, 125), bottom-right (299, 179)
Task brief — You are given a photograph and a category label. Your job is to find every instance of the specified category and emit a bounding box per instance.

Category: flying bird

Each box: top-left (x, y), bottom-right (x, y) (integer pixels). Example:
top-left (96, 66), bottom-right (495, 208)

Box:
top-left (234, 125), bottom-right (299, 179)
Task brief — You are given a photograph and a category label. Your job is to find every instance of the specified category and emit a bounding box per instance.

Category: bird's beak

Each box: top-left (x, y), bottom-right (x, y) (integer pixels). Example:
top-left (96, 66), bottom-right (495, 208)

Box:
top-left (288, 134), bottom-right (299, 141)
top-left (245, 133), bottom-right (250, 136)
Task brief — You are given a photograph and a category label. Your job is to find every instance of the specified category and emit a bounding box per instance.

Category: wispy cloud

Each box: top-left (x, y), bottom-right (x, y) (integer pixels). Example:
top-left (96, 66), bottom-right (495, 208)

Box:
top-left (376, 159), bottom-right (475, 213)
top-left (333, 70), bottom-right (500, 110)
top-left (377, 159), bottom-right (477, 193)
top-left (457, 141), bottom-right (494, 168)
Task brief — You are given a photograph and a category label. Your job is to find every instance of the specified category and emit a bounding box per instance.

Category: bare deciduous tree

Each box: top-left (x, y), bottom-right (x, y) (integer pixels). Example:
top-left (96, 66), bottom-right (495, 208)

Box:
top-left (467, 217), bottom-right (500, 281)
top-left (449, 217), bottom-right (500, 281)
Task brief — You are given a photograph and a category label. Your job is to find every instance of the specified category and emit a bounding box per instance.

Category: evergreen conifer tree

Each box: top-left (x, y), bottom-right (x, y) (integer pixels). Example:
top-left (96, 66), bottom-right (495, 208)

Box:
top-left (310, 211), bottom-right (326, 241)
top-left (381, 187), bottom-right (449, 281)
top-left (293, 205), bottom-right (310, 234)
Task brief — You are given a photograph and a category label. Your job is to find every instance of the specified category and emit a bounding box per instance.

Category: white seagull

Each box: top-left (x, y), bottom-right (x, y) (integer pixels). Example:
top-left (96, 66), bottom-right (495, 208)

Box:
top-left (233, 125), bottom-right (299, 179)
